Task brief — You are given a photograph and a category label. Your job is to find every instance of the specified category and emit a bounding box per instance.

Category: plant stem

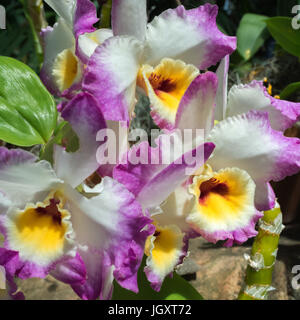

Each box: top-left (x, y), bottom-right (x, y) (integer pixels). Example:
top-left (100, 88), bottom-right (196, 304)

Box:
top-left (238, 202), bottom-right (284, 300)
top-left (99, 0), bottom-right (112, 29)
top-left (19, 0), bottom-right (47, 68)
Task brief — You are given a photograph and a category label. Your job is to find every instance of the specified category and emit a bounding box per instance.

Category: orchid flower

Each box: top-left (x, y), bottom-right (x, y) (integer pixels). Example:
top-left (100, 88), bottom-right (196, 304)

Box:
top-left (159, 59), bottom-right (300, 242)
top-left (113, 131), bottom-right (215, 290)
top-left (113, 57), bottom-right (300, 290)
top-left (40, 0), bottom-right (112, 97)
top-left (0, 92), bottom-right (152, 300)
top-left (83, 0), bottom-right (236, 126)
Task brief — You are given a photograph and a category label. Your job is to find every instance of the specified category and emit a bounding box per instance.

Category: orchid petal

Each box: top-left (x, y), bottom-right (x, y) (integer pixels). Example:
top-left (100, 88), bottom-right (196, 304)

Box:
top-left (50, 252), bottom-right (86, 285)
top-left (112, 0), bottom-right (147, 41)
top-left (144, 224), bottom-right (186, 291)
top-left (40, 19), bottom-right (79, 96)
top-left (215, 55), bottom-right (229, 121)
top-left (187, 167), bottom-right (262, 246)
top-left (44, 0), bottom-right (76, 27)
top-left (175, 71), bottom-right (218, 135)
top-left (83, 36), bottom-right (143, 122)
top-left (63, 177), bottom-right (152, 298)
top-left (54, 92), bottom-right (106, 188)
top-left (207, 111), bottom-right (300, 210)
top-left (73, 0), bottom-right (98, 38)
top-left (144, 4), bottom-right (236, 69)
top-left (113, 132), bottom-right (215, 209)
top-left (77, 28), bottom-right (113, 63)
top-left (226, 80), bottom-right (300, 131)
top-left (0, 148), bottom-right (62, 210)
top-left (139, 59), bottom-right (199, 130)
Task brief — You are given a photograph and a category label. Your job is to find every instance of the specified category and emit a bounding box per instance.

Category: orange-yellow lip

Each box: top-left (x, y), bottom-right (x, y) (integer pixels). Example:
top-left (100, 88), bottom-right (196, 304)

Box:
top-left (138, 58), bottom-right (199, 126)
top-left (187, 167), bottom-right (257, 233)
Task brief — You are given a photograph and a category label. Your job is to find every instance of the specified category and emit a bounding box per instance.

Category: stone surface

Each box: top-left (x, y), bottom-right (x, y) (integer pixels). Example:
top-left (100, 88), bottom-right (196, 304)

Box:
top-left (179, 236), bottom-right (295, 300)
top-left (16, 276), bottom-right (79, 300)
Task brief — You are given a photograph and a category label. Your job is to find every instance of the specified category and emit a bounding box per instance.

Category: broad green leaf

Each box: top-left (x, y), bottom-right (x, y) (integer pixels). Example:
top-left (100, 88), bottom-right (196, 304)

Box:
top-left (280, 81), bottom-right (300, 99)
top-left (112, 256), bottom-right (204, 300)
top-left (0, 56), bottom-right (57, 146)
top-left (266, 17), bottom-right (300, 57)
top-left (237, 13), bottom-right (270, 61)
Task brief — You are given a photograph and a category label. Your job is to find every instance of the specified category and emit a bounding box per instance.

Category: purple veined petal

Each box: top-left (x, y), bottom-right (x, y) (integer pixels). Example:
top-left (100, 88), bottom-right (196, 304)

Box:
top-left (83, 36), bottom-right (144, 123)
top-left (112, 0), bottom-right (147, 41)
top-left (0, 248), bottom-right (20, 278)
top-left (226, 80), bottom-right (300, 131)
top-left (70, 248), bottom-right (112, 300)
top-left (73, 0), bottom-right (98, 38)
top-left (207, 110), bottom-right (300, 210)
top-left (187, 167), bottom-right (263, 246)
top-left (73, 0), bottom-right (103, 63)
top-left (175, 71), bottom-right (218, 136)
top-left (144, 4), bottom-right (236, 69)
top-left (50, 252), bottom-right (86, 286)
top-left (54, 92), bottom-right (107, 188)
top-left (113, 131), bottom-right (215, 209)
top-left (63, 177), bottom-right (153, 299)
top-left (215, 55), bottom-right (229, 121)
top-left (0, 147), bottom-right (63, 210)
top-left (254, 181), bottom-right (276, 212)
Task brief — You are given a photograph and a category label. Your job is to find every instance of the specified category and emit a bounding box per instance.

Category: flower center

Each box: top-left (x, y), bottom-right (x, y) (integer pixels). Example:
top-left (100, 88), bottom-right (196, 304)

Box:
top-left (187, 167), bottom-right (257, 232)
top-left (137, 58), bottom-right (199, 126)
top-left (199, 177), bottom-right (229, 204)
top-left (52, 48), bottom-right (80, 92)
top-left (6, 191), bottom-right (71, 266)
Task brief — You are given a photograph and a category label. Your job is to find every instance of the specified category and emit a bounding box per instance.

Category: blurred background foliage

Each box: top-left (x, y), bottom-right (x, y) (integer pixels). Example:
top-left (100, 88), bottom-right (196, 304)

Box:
top-left (0, 0), bottom-right (300, 224)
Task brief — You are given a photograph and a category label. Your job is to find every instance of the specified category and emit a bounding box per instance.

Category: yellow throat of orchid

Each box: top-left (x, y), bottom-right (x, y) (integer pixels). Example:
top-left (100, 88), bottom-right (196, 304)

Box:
top-left (138, 58), bottom-right (199, 125)
top-left (145, 222), bottom-right (184, 277)
top-left (7, 190), bottom-right (71, 266)
top-left (187, 165), bottom-right (257, 233)
top-left (52, 48), bottom-right (81, 92)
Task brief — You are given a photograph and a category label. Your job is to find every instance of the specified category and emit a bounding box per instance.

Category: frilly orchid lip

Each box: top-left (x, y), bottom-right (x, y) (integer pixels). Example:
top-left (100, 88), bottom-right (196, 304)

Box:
top-left (187, 166), bottom-right (263, 246)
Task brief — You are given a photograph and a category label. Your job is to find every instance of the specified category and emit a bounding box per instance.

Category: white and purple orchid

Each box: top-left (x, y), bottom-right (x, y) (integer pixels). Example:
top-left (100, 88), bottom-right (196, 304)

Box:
top-left (40, 0), bottom-right (113, 97)
top-left (111, 55), bottom-right (300, 290)
top-left (0, 92), bottom-right (152, 300)
top-left (82, 0), bottom-right (236, 126)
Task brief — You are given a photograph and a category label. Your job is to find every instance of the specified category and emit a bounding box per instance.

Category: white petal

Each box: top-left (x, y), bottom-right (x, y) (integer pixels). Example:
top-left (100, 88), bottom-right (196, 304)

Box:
top-left (112, 0), bottom-right (147, 41)
top-left (45, 0), bottom-right (76, 27)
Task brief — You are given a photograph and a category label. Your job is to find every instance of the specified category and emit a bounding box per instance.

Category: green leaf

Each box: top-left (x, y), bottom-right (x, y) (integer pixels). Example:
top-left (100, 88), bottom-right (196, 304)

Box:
top-left (237, 13), bottom-right (270, 61)
top-left (266, 17), bottom-right (300, 57)
top-left (40, 121), bottom-right (79, 164)
top-left (112, 256), bottom-right (204, 300)
top-left (0, 56), bottom-right (57, 146)
top-left (280, 81), bottom-right (300, 99)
